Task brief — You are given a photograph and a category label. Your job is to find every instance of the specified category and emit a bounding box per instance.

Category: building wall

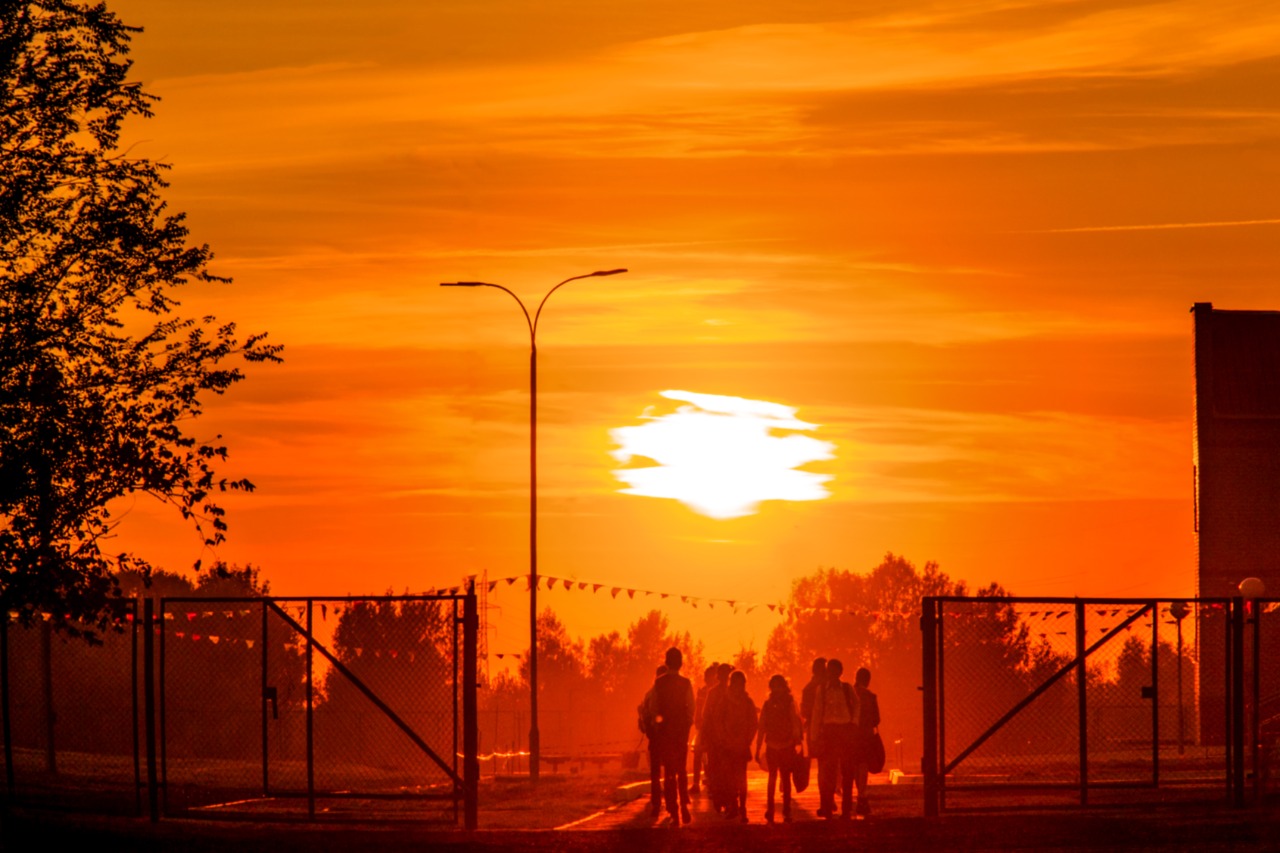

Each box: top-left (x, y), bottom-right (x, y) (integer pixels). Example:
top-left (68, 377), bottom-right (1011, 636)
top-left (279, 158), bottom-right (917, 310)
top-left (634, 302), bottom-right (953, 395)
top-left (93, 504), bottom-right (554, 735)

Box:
top-left (1192, 302), bottom-right (1280, 743)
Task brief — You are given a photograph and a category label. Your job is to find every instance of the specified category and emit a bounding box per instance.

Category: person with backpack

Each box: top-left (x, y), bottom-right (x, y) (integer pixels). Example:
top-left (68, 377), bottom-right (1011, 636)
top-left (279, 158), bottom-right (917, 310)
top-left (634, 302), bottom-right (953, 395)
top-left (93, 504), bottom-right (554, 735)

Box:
top-left (649, 648), bottom-right (695, 826)
top-left (852, 667), bottom-right (882, 818)
top-left (690, 662), bottom-right (718, 796)
top-left (639, 664), bottom-right (667, 817)
top-left (700, 662), bottom-right (733, 813)
top-left (720, 670), bottom-right (758, 822)
top-left (755, 674), bottom-right (803, 823)
top-left (813, 658), bottom-right (860, 819)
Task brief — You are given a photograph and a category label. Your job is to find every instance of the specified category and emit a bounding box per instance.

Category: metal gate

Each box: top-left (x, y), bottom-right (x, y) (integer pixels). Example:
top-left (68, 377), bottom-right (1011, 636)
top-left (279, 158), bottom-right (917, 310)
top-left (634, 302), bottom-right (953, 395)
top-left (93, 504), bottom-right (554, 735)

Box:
top-left (158, 590), bottom-right (477, 825)
top-left (922, 596), bottom-right (1245, 814)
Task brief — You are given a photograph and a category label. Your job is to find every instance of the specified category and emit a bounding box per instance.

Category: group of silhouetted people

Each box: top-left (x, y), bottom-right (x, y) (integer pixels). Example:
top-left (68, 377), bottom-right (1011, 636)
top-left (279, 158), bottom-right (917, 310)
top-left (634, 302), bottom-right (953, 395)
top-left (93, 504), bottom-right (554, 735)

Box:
top-left (639, 649), bottom-right (881, 825)
top-left (802, 657), bottom-right (881, 819)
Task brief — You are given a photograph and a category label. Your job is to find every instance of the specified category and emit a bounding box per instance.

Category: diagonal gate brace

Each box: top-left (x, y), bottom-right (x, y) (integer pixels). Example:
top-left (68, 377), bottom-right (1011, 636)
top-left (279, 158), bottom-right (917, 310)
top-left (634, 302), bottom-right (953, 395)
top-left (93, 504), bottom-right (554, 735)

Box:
top-left (266, 600), bottom-right (462, 788)
top-left (945, 602), bottom-right (1153, 776)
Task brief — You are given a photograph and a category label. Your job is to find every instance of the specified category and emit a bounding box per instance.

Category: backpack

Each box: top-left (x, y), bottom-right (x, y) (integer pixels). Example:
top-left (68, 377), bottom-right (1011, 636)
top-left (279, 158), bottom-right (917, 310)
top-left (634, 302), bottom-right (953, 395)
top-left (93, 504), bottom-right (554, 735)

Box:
top-left (651, 673), bottom-right (692, 737)
top-left (761, 695), bottom-right (799, 744)
top-left (638, 688), bottom-right (656, 736)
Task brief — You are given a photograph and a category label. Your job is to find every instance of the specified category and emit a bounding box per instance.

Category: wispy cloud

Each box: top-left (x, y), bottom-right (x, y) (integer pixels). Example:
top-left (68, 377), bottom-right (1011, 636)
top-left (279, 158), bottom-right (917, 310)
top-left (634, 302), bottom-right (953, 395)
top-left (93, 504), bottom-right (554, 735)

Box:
top-left (1026, 218), bottom-right (1280, 233)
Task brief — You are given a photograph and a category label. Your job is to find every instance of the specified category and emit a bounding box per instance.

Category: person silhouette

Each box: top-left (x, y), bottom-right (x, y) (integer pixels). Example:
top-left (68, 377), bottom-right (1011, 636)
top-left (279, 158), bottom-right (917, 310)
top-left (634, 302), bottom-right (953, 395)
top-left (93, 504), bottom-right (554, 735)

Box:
top-left (814, 658), bottom-right (859, 819)
top-left (640, 664), bottom-right (667, 817)
top-left (755, 674), bottom-right (803, 823)
top-left (691, 662), bottom-right (718, 796)
top-left (852, 666), bottom-right (881, 817)
top-left (649, 647), bottom-right (695, 826)
top-left (720, 670), bottom-right (758, 822)
top-left (701, 662), bottom-right (733, 813)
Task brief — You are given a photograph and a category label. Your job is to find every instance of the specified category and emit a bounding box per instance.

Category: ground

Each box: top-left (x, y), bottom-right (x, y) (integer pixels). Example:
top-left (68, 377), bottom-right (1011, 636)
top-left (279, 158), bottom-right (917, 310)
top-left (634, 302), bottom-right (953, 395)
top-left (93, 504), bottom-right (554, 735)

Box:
top-left (4, 768), bottom-right (1279, 851)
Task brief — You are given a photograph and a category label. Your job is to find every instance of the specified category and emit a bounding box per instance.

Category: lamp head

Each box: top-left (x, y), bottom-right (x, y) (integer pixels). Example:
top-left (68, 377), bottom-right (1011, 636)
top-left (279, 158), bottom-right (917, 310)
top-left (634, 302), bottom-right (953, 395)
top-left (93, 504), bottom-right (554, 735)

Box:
top-left (1239, 577), bottom-right (1266, 600)
top-left (440, 281), bottom-right (491, 287)
top-left (590, 269), bottom-right (628, 277)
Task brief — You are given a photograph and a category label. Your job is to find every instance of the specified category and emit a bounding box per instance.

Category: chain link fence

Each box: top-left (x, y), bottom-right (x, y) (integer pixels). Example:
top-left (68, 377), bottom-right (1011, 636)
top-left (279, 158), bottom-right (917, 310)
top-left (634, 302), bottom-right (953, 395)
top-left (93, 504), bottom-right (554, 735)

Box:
top-left (2, 593), bottom-right (478, 825)
top-left (159, 595), bottom-right (469, 821)
top-left (922, 597), bottom-right (1251, 812)
top-left (0, 603), bottom-right (141, 816)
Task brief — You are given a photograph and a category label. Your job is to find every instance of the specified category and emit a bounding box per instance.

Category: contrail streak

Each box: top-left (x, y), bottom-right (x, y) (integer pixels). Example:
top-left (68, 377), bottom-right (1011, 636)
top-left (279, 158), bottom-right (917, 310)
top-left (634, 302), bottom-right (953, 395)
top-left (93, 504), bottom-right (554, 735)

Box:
top-left (1031, 218), bottom-right (1280, 234)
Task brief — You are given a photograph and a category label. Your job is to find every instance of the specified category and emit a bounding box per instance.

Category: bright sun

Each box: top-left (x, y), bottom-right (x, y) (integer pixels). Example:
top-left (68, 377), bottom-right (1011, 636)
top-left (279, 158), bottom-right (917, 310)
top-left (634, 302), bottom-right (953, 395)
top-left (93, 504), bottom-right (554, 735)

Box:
top-left (609, 390), bottom-right (836, 519)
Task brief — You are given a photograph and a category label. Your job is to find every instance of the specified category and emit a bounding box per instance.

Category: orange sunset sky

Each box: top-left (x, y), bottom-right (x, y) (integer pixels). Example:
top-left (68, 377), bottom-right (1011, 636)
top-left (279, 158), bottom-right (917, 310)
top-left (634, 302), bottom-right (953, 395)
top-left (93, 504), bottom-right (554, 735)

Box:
top-left (105, 0), bottom-right (1280, 663)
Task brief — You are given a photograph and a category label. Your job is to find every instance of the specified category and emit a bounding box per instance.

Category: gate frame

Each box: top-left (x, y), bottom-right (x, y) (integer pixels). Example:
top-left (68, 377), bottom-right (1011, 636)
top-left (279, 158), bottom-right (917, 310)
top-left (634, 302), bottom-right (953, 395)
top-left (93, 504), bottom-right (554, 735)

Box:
top-left (922, 595), bottom-right (1247, 816)
top-left (155, 586), bottom-right (479, 827)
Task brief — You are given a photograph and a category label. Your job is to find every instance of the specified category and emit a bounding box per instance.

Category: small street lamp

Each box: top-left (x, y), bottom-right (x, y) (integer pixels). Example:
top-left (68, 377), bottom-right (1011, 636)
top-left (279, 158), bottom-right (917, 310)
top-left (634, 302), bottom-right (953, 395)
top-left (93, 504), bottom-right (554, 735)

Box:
top-left (1169, 600), bottom-right (1191, 755)
top-left (1239, 577), bottom-right (1265, 798)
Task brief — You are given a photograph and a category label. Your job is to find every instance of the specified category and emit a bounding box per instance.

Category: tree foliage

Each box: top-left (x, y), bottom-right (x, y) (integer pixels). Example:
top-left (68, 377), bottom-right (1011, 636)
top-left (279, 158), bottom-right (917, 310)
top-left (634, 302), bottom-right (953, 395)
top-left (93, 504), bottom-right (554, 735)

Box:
top-left (0, 1), bottom-right (280, 637)
top-left (492, 609), bottom-right (703, 755)
top-left (762, 554), bottom-right (1037, 764)
top-left (320, 595), bottom-right (456, 765)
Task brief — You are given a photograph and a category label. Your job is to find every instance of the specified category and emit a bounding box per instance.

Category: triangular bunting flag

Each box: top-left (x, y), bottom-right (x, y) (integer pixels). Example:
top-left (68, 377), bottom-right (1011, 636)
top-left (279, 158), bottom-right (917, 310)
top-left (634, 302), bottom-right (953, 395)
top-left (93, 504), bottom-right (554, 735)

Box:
top-left (611, 587), bottom-right (622, 598)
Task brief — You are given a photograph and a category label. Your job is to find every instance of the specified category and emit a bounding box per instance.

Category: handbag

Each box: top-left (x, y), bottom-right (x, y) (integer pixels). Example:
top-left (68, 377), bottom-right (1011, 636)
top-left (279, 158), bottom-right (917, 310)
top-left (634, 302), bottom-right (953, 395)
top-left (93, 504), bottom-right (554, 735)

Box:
top-left (791, 749), bottom-right (811, 793)
top-left (868, 730), bottom-right (886, 774)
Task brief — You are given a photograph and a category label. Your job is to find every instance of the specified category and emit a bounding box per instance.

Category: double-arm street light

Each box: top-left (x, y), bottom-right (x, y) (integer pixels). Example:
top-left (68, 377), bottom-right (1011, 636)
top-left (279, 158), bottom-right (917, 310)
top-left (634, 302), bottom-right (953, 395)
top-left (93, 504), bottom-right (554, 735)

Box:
top-left (441, 269), bottom-right (627, 781)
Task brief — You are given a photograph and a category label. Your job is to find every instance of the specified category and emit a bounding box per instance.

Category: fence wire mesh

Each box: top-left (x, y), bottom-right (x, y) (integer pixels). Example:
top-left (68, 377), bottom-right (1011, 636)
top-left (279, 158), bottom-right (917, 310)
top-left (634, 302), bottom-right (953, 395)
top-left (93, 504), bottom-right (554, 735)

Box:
top-left (1, 602), bottom-right (140, 816)
top-left (932, 598), bottom-right (1237, 810)
top-left (158, 595), bottom-right (464, 820)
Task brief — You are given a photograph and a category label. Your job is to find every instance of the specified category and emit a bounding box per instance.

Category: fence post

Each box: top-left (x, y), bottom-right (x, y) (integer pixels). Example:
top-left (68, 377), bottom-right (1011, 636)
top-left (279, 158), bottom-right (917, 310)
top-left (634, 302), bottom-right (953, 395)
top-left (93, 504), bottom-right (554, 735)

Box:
top-left (1252, 600), bottom-right (1261, 803)
top-left (261, 603), bottom-right (269, 797)
top-left (1231, 597), bottom-right (1245, 807)
top-left (306, 600), bottom-right (315, 820)
top-left (1076, 600), bottom-right (1087, 806)
top-left (1, 611), bottom-right (12, 797)
top-left (921, 596), bottom-right (938, 817)
top-left (40, 619), bottom-right (55, 775)
top-left (143, 597), bottom-right (159, 822)
top-left (463, 584), bottom-right (479, 830)
top-left (1151, 600), bottom-right (1159, 788)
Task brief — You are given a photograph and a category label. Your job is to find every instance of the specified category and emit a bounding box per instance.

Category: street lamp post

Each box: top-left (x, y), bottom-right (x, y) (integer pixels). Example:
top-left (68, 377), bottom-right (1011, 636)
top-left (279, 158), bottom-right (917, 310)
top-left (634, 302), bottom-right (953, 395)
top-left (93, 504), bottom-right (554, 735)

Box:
top-left (441, 269), bottom-right (627, 781)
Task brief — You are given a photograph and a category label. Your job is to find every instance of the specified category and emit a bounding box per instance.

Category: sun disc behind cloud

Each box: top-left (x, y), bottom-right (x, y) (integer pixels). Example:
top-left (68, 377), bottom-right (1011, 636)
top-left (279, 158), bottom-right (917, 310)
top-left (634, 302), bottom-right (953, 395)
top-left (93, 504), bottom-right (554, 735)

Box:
top-left (610, 390), bottom-right (835, 519)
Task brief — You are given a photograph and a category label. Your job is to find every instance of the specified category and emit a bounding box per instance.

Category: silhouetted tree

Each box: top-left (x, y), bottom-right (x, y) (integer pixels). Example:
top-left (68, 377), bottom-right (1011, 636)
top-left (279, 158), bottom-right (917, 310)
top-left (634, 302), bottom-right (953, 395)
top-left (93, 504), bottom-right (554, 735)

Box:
top-left (2, 563), bottom-right (304, 762)
top-left (486, 609), bottom-right (703, 757)
top-left (763, 554), bottom-right (1060, 766)
top-left (0, 1), bottom-right (281, 640)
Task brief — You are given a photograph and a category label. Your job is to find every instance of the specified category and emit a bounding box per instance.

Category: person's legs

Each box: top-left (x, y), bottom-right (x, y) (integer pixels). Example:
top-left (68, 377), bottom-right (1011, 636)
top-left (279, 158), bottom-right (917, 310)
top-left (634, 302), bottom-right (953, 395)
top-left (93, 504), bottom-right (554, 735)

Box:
top-left (649, 740), bottom-right (662, 814)
top-left (691, 740), bottom-right (705, 793)
top-left (675, 742), bottom-right (691, 822)
top-left (855, 760), bottom-right (870, 816)
top-left (839, 728), bottom-right (856, 818)
top-left (817, 726), bottom-right (836, 816)
top-left (656, 738), bottom-right (684, 824)
top-left (780, 757), bottom-right (792, 821)
top-left (765, 763), bottom-right (777, 822)
top-left (738, 757), bottom-right (749, 822)
top-left (677, 743), bottom-right (690, 804)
